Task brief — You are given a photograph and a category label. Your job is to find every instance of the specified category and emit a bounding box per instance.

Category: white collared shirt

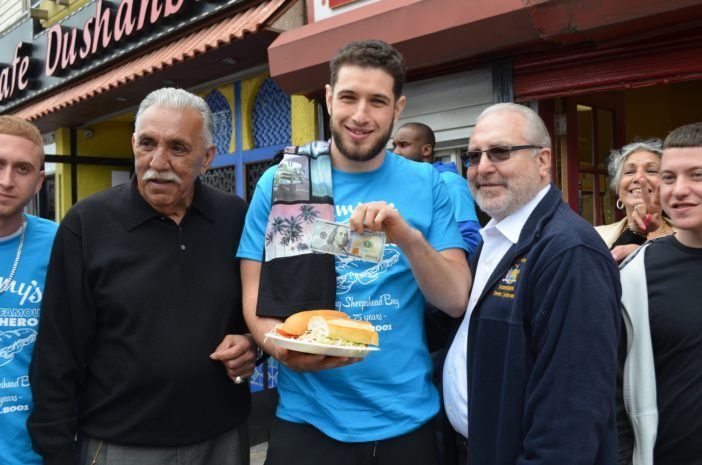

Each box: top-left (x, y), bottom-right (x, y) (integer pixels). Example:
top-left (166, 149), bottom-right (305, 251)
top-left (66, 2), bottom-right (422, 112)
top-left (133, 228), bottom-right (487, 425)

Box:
top-left (442, 185), bottom-right (551, 440)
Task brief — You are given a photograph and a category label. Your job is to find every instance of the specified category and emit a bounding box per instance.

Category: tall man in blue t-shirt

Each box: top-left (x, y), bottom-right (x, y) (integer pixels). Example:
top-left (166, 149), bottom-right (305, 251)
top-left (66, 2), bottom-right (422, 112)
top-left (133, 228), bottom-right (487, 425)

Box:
top-left (392, 122), bottom-right (481, 254)
top-left (236, 40), bottom-right (471, 465)
top-left (0, 116), bottom-right (57, 465)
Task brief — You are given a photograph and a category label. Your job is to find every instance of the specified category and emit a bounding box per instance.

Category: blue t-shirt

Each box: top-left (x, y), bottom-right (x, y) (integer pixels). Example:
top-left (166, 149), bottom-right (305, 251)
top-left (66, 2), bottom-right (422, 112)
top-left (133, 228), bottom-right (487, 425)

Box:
top-left (0, 215), bottom-right (57, 465)
top-left (238, 151), bottom-right (466, 441)
top-left (432, 162), bottom-right (479, 224)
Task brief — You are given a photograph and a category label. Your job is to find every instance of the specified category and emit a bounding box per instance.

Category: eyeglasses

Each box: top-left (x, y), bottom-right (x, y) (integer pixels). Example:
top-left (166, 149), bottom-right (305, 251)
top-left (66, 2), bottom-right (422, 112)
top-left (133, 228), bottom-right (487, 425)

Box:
top-left (461, 145), bottom-right (542, 167)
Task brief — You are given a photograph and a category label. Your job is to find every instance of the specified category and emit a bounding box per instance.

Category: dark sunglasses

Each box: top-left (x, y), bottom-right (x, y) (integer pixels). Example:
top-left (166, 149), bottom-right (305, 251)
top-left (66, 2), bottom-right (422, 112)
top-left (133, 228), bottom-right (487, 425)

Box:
top-left (461, 145), bottom-right (542, 167)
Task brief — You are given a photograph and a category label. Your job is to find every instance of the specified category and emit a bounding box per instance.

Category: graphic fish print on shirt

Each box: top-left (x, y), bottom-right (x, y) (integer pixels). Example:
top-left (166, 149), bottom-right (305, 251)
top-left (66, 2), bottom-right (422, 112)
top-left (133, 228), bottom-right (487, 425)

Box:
top-left (0, 329), bottom-right (36, 367)
top-left (336, 248), bottom-right (401, 295)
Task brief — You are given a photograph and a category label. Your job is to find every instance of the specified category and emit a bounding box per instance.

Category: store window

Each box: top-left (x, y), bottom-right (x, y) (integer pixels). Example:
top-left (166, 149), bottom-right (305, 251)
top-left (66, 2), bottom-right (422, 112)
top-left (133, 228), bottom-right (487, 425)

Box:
top-left (245, 159), bottom-right (274, 201)
top-left (243, 78), bottom-right (292, 201)
top-left (576, 105), bottom-right (616, 225)
top-left (200, 166), bottom-right (236, 195)
top-left (205, 90), bottom-right (233, 157)
top-left (252, 78), bottom-right (291, 148)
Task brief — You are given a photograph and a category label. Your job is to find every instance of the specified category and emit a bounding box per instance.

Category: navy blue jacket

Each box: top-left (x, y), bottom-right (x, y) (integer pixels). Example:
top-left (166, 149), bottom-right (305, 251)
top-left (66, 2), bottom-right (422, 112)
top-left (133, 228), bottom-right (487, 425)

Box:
top-left (466, 185), bottom-right (621, 465)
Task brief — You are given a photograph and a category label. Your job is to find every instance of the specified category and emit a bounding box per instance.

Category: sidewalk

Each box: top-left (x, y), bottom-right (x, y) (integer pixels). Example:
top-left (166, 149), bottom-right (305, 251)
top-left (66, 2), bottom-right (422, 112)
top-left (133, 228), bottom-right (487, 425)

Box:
top-left (250, 442), bottom-right (268, 465)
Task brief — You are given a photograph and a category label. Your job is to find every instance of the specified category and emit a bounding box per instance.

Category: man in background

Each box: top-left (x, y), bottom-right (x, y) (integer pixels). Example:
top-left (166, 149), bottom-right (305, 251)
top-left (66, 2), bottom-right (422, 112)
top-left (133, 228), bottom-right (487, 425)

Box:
top-left (393, 122), bottom-right (481, 254)
top-left (0, 115), bottom-right (57, 465)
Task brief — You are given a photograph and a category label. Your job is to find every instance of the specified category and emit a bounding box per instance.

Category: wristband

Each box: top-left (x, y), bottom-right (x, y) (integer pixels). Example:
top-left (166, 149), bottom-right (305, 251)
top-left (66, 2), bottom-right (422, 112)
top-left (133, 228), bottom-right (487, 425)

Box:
top-left (245, 333), bottom-right (265, 363)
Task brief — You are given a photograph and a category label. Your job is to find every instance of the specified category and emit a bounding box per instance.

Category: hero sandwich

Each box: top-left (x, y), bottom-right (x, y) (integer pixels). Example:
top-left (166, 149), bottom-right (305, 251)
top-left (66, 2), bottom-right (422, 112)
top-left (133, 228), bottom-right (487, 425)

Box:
top-left (275, 310), bottom-right (379, 347)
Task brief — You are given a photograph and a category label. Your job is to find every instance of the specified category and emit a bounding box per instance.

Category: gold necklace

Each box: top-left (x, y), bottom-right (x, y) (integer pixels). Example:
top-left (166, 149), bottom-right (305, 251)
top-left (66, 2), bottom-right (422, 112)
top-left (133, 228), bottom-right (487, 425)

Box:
top-left (0, 220), bottom-right (26, 296)
top-left (648, 221), bottom-right (673, 240)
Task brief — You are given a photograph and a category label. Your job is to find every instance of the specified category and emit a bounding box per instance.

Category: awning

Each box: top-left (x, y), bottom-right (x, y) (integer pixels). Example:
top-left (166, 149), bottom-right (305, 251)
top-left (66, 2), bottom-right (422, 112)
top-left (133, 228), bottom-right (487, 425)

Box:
top-left (268, 0), bottom-right (702, 96)
top-left (13, 0), bottom-right (289, 126)
top-left (514, 27), bottom-right (702, 101)
top-left (268, 0), bottom-right (541, 96)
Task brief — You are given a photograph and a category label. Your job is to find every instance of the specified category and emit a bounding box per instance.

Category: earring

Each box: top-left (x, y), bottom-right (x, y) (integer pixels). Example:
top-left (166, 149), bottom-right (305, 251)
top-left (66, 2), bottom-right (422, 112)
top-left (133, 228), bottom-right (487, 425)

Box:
top-left (616, 199), bottom-right (624, 210)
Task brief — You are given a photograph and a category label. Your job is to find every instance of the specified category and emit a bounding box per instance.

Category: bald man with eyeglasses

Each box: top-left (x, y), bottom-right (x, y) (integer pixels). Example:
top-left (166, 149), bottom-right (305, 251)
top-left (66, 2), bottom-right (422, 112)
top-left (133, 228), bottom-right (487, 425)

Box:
top-left (443, 103), bottom-right (621, 465)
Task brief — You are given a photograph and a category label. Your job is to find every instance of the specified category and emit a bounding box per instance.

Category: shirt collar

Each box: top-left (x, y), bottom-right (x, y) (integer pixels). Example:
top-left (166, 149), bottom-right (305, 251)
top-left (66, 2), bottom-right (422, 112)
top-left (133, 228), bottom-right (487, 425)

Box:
top-left (123, 177), bottom-right (215, 231)
top-left (480, 184), bottom-right (551, 245)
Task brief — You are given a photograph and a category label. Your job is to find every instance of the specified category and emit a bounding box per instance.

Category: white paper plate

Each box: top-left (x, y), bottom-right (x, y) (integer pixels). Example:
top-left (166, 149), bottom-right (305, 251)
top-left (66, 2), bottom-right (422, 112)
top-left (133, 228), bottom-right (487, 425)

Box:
top-left (265, 331), bottom-right (380, 358)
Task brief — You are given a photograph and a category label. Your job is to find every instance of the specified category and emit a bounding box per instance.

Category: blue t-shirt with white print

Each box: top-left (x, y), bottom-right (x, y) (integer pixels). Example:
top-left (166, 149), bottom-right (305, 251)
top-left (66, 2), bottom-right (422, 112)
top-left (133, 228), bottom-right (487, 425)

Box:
top-left (0, 214), bottom-right (57, 465)
top-left (237, 150), bottom-right (466, 442)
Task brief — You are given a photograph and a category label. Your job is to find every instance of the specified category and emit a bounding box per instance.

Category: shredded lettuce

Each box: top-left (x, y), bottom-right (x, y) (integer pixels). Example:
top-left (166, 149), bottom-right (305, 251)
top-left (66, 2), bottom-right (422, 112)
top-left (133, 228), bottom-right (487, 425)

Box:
top-left (269, 323), bottom-right (366, 348)
top-left (297, 331), bottom-right (366, 347)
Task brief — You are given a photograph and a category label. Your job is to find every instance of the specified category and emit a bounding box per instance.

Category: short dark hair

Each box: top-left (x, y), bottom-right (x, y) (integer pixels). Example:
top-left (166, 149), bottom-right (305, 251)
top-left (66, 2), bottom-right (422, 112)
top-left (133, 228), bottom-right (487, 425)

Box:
top-left (329, 40), bottom-right (407, 100)
top-left (400, 122), bottom-right (435, 152)
top-left (663, 122), bottom-right (702, 149)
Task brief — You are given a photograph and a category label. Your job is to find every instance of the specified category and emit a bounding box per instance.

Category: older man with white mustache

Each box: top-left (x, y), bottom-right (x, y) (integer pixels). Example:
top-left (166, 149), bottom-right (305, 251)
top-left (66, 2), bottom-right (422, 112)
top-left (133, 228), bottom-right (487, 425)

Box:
top-left (29, 88), bottom-right (257, 465)
top-left (142, 168), bottom-right (181, 183)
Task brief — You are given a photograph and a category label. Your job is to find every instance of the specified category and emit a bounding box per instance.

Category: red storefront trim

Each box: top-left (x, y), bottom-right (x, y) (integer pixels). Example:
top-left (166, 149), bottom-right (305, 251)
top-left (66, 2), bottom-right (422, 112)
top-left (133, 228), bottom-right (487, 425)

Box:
top-left (269, 0), bottom-right (702, 96)
top-left (514, 28), bottom-right (702, 101)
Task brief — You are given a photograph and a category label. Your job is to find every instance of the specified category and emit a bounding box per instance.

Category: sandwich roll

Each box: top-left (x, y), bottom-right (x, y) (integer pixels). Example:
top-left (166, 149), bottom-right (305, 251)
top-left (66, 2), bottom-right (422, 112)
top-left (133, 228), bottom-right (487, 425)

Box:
top-left (327, 319), bottom-right (379, 346)
top-left (275, 310), bottom-right (379, 349)
top-left (281, 310), bottom-right (349, 336)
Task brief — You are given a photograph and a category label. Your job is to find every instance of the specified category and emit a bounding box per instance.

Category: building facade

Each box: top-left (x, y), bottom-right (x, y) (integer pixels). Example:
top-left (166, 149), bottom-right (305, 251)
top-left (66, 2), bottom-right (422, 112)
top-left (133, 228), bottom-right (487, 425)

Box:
top-left (4, 0), bottom-right (702, 444)
top-left (0, 0), bottom-right (316, 217)
top-left (267, 0), bottom-right (702, 225)
top-left (0, 0), bottom-right (316, 439)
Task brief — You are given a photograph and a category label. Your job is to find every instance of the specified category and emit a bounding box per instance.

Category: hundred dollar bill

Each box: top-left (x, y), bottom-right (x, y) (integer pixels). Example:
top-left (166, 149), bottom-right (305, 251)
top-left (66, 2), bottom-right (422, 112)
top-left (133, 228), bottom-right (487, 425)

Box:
top-left (310, 219), bottom-right (386, 263)
top-left (346, 228), bottom-right (386, 262)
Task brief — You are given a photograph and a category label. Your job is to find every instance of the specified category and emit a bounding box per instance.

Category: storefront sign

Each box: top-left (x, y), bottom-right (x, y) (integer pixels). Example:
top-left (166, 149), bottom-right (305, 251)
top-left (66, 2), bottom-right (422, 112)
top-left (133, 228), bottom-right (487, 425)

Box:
top-left (45, 0), bottom-right (188, 76)
top-left (0, 43), bottom-right (34, 104)
top-left (0, 0), bottom-right (239, 111)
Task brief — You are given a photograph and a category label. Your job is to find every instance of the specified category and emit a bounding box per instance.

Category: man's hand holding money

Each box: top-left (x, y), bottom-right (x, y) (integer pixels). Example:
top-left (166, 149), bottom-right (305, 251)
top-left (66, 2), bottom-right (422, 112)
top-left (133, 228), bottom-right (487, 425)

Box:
top-left (350, 201), bottom-right (470, 318)
top-left (349, 201), bottom-right (419, 249)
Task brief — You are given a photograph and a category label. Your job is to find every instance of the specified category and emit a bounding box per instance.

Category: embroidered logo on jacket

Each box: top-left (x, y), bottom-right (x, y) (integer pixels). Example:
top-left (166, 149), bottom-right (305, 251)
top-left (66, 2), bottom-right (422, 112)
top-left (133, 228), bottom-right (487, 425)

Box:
top-left (492, 257), bottom-right (526, 299)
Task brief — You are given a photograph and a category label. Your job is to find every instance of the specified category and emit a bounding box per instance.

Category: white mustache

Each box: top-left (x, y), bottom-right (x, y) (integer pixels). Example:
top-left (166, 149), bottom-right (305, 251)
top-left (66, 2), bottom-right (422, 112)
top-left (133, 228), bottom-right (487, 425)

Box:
top-left (142, 169), bottom-right (182, 185)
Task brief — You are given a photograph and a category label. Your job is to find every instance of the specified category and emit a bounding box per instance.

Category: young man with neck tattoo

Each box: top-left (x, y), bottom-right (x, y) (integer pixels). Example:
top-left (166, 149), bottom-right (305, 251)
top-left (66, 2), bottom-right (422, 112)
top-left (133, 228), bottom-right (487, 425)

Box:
top-left (0, 115), bottom-right (57, 465)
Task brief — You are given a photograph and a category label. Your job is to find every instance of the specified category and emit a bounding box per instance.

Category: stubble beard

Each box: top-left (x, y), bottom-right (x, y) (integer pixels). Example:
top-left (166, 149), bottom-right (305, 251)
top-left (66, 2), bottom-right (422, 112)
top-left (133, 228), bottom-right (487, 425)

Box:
top-left (471, 168), bottom-right (543, 221)
top-left (0, 186), bottom-right (37, 229)
top-left (330, 115), bottom-right (393, 163)
top-left (0, 203), bottom-right (25, 226)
